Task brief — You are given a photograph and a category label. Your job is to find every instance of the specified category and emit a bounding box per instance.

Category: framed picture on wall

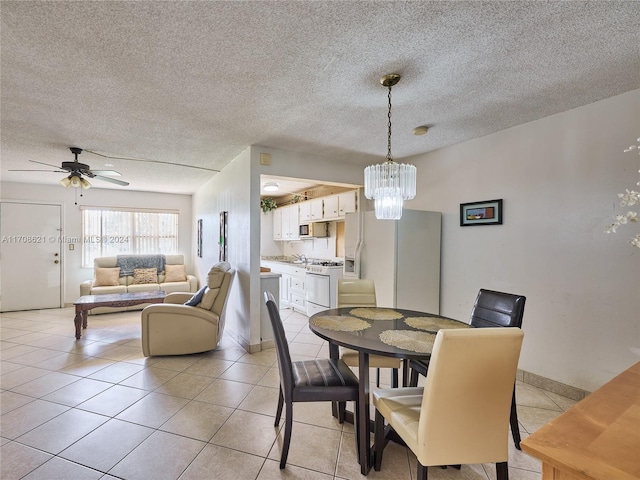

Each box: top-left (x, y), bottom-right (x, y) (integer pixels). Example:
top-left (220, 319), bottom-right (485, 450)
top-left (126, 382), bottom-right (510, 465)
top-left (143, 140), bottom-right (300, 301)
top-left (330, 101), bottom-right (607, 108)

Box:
top-left (460, 199), bottom-right (503, 226)
top-left (219, 211), bottom-right (228, 261)
top-left (197, 219), bottom-right (203, 257)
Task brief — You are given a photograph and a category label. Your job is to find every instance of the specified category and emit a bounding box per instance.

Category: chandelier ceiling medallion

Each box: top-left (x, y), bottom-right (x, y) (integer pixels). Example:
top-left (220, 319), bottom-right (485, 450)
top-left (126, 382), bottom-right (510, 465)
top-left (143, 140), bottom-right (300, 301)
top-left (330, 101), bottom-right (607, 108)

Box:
top-left (364, 73), bottom-right (417, 220)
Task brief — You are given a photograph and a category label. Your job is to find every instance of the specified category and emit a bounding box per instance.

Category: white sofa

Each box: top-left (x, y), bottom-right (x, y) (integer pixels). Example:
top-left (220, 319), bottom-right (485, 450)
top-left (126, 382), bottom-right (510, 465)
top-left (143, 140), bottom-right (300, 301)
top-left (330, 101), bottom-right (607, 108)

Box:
top-left (80, 254), bottom-right (198, 314)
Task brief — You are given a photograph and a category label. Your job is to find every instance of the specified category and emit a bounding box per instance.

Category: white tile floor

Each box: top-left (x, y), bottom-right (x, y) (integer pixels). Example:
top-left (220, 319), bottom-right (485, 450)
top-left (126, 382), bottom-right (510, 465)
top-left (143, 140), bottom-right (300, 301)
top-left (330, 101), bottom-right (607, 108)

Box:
top-left (0, 306), bottom-right (575, 480)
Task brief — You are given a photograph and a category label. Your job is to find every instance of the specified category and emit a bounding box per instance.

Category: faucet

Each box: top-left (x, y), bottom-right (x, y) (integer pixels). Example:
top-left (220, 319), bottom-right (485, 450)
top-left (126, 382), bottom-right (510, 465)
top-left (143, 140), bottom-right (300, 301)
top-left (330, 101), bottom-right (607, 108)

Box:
top-left (294, 254), bottom-right (308, 266)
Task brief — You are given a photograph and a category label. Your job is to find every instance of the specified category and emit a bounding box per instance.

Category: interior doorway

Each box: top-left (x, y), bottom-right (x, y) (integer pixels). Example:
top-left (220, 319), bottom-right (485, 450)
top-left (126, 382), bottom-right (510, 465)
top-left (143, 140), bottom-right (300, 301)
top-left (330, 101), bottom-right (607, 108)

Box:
top-left (0, 201), bottom-right (63, 311)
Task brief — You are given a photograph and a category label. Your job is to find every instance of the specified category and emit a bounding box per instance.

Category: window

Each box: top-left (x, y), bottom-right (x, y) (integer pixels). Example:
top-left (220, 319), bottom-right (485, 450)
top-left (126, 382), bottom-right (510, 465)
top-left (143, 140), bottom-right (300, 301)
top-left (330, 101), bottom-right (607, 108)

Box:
top-left (81, 207), bottom-right (179, 267)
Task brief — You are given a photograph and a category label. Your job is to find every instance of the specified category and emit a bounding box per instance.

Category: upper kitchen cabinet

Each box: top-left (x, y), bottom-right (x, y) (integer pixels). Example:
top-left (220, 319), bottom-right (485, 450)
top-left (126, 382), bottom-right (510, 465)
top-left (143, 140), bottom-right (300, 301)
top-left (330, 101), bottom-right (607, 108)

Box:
top-left (323, 195), bottom-right (339, 219)
top-left (299, 202), bottom-right (311, 223)
top-left (272, 208), bottom-right (283, 240)
top-left (323, 190), bottom-right (358, 221)
top-left (338, 191), bottom-right (357, 216)
top-left (273, 204), bottom-right (300, 241)
top-left (310, 198), bottom-right (323, 221)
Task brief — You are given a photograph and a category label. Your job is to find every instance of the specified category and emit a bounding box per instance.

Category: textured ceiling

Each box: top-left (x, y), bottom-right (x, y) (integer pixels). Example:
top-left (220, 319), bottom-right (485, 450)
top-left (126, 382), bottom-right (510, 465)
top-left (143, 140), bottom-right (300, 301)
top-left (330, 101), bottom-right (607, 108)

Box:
top-left (1, 1), bottom-right (638, 194)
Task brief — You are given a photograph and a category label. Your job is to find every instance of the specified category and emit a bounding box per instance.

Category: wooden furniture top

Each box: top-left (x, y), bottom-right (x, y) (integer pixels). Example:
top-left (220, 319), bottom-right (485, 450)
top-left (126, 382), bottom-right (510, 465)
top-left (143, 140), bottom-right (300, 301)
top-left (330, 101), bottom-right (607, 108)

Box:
top-left (521, 361), bottom-right (640, 480)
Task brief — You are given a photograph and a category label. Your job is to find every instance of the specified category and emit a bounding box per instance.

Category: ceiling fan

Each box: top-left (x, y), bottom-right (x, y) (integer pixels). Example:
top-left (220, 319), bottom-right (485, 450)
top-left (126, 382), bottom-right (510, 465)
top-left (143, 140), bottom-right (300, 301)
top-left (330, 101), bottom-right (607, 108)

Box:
top-left (9, 147), bottom-right (129, 189)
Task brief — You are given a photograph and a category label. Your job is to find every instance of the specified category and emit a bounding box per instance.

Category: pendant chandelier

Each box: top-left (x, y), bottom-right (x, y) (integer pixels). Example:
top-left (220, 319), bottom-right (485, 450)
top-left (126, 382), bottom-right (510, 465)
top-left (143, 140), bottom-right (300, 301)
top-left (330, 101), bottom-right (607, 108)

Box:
top-left (364, 73), bottom-right (416, 220)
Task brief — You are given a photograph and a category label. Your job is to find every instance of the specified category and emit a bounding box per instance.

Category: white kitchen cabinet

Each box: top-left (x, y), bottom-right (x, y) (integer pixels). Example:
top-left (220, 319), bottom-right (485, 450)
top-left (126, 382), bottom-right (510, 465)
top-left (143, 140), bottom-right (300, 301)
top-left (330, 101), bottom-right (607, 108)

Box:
top-left (285, 205), bottom-right (299, 240)
top-left (272, 208), bottom-right (283, 240)
top-left (289, 266), bottom-right (306, 314)
top-left (323, 195), bottom-right (339, 219)
top-left (310, 199), bottom-right (323, 221)
top-left (324, 191), bottom-right (358, 220)
top-left (260, 261), bottom-right (306, 312)
top-left (274, 205), bottom-right (300, 241)
top-left (273, 208), bottom-right (282, 240)
top-left (338, 190), bottom-right (357, 216)
top-left (298, 202), bottom-right (311, 222)
top-left (280, 273), bottom-right (291, 306)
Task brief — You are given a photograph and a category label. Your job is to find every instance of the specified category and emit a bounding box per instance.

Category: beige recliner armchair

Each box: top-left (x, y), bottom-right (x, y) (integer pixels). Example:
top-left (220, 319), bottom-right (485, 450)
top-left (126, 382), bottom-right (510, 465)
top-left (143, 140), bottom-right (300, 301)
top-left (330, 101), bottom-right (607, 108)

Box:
top-left (141, 262), bottom-right (234, 357)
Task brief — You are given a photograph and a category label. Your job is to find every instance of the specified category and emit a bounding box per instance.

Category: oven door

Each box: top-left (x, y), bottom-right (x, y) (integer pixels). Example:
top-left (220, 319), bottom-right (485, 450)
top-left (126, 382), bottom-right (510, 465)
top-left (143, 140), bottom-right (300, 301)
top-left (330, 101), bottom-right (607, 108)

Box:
top-left (305, 272), bottom-right (331, 310)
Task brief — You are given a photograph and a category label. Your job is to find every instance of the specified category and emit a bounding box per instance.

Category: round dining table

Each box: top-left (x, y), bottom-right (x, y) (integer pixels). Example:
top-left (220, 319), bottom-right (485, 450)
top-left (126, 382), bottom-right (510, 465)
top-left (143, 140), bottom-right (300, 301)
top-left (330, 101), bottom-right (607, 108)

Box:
top-left (308, 306), bottom-right (471, 475)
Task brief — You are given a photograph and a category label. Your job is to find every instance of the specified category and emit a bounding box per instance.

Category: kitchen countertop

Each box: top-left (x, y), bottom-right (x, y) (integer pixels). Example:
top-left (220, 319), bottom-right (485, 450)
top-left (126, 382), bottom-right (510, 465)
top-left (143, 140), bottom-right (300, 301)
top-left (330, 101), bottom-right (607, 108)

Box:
top-left (260, 272), bottom-right (281, 279)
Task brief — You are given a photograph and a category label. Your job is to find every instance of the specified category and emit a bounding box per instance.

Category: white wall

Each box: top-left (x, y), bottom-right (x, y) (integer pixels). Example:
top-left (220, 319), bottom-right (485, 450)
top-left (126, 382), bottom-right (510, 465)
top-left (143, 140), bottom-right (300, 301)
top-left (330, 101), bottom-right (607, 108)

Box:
top-left (192, 148), bottom-right (256, 348)
top-left (0, 182), bottom-right (192, 304)
top-left (408, 89), bottom-right (640, 392)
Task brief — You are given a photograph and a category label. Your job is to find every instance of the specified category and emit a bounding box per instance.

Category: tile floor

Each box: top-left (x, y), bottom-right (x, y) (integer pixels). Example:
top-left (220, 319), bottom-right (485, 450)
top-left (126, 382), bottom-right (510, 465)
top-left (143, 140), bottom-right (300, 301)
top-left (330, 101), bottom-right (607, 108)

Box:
top-left (1, 306), bottom-right (575, 480)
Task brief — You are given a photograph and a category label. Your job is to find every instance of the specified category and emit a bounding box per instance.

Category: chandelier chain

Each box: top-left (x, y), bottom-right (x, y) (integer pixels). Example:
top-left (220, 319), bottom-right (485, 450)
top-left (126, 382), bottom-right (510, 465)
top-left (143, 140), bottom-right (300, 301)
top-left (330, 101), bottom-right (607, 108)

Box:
top-left (387, 84), bottom-right (393, 162)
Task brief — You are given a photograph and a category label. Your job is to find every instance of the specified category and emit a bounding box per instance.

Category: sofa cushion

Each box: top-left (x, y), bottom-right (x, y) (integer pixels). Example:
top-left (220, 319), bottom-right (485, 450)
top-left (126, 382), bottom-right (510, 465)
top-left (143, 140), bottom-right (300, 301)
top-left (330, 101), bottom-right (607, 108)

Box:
top-left (164, 264), bottom-right (187, 282)
top-left (90, 285), bottom-right (127, 295)
top-left (184, 286), bottom-right (207, 306)
top-left (127, 284), bottom-right (160, 293)
top-left (160, 281), bottom-right (192, 294)
top-left (132, 268), bottom-right (158, 284)
top-left (94, 267), bottom-right (121, 287)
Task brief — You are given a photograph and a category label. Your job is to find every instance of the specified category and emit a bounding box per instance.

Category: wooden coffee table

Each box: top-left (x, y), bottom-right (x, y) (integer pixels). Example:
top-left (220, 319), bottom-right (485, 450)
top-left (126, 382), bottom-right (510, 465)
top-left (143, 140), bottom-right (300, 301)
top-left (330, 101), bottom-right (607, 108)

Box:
top-left (73, 291), bottom-right (167, 339)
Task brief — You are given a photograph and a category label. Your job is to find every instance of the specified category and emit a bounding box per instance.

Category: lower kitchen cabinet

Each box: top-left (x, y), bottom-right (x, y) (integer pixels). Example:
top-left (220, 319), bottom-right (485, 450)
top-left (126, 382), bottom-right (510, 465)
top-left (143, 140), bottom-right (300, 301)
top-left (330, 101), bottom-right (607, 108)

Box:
top-left (289, 273), bottom-right (306, 314)
top-left (260, 261), bottom-right (306, 314)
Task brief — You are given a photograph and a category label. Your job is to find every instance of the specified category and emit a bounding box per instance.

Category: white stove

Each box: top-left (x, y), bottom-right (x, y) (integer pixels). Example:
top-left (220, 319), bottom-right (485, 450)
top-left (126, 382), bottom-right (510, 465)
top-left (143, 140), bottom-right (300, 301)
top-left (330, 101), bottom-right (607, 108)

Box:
top-left (305, 261), bottom-right (344, 274)
top-left (305, 261), bottom-right (344, 316)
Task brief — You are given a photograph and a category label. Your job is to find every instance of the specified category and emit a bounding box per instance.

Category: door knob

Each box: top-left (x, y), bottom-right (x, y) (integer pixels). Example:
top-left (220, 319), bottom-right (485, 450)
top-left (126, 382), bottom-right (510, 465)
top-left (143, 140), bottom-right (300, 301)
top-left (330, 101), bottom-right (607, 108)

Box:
top-left (54, 260), bottom-right (59, 264)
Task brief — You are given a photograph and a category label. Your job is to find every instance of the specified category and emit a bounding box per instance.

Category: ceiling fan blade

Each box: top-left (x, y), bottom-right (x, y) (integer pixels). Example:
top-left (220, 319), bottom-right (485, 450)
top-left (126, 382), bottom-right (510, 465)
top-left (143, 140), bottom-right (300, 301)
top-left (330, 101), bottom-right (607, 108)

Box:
top-left (93, 175), bottom-right (129, 186)
top-left (85, 149), bottom-right (220, 172)
top-left (89, 170), bottom-right (122, 177)
top-left (29, 159), bottom-right (69, 170)
top-left (8, 169), bottom-right (66, 172)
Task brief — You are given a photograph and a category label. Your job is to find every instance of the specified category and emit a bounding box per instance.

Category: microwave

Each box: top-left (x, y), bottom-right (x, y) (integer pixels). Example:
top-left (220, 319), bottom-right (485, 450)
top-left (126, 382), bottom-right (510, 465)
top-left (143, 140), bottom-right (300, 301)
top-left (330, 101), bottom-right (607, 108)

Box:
top-left (299, 222), bottom-right (328, 238)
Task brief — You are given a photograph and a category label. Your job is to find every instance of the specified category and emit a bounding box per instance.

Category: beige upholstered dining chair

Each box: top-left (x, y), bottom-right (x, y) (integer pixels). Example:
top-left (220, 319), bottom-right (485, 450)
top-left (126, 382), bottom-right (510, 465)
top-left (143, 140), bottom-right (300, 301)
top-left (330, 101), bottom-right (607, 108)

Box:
top-left (337, 279), bottom-right (403, 387)
top-left (373, 328), bottom-right (524, 480)
top-left (141, 262), bottom-right (234, 356)
top-left (408, 288), bottom-right (526, 448)
top-left (264, 291), bottom-right (360, 469)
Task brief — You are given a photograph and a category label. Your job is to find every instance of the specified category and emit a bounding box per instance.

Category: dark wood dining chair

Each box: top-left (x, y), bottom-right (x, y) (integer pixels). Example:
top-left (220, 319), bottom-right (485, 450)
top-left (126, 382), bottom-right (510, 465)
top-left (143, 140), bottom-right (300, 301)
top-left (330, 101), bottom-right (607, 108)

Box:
top-left (408, 288), bottom-right (526, 449)
top-left (374, 328), bottom-right (524, 480)
top-left (263, 291), bottom-right (360, 469)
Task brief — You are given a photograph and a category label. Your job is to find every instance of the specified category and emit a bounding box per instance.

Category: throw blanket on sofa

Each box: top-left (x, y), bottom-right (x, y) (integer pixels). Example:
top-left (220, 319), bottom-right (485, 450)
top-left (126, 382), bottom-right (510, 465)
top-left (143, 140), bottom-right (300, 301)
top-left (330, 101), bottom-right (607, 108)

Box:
top-left (116, 254), bottom-right (166, 276)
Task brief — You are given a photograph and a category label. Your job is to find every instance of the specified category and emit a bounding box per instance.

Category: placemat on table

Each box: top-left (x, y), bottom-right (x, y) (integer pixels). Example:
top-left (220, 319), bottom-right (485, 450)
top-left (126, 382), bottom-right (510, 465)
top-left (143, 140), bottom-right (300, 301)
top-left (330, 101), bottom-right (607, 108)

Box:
top-left (310, 315), bottom-right (371, 332)
top-left (404, 316), bottom-right (471, 331)
top-left (379, 330), bottom-right (437, 353)
top-left (349, 308), bottom-right (403, 320)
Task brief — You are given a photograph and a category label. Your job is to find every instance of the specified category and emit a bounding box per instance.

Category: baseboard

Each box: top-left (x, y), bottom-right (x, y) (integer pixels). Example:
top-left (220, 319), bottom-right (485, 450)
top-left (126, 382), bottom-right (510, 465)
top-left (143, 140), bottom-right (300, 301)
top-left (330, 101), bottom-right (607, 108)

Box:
top-left (517, 368), bottom-right (589, 401)
top-left (226, 328), bottom-right (262, 354)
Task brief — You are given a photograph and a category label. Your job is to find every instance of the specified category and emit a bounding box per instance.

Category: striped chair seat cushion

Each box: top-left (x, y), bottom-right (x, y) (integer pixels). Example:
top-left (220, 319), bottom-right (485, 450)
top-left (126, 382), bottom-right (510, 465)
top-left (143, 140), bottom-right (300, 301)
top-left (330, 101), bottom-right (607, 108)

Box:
top-left (291, 359), bottom-right (359, 402)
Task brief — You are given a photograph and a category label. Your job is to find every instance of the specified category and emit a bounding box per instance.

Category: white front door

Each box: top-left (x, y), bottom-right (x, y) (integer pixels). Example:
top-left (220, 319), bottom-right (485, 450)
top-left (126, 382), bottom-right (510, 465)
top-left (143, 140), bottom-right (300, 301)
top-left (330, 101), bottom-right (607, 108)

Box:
top-left (1, 202), bottom-right (62, 311)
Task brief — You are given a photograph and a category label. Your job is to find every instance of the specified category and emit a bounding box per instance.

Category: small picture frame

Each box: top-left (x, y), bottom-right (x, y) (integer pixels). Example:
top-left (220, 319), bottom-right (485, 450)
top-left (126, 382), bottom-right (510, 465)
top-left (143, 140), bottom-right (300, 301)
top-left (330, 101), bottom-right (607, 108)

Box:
top-left (219, 211), bottom-right (228, 261)
top-left (460, 199), bottom-right (503, 226)
top-left (197, 219), bottom-right (203, 257)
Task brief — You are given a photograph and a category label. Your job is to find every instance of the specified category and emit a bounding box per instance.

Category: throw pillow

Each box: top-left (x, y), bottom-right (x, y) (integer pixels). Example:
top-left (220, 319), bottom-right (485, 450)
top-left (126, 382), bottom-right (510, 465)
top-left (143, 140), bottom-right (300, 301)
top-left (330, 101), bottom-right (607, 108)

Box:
top-left (199, 287), bottom-right (220, 310)
top-left (132, 268), bottom-right (158, 284)
top-left (94, 267), bottom-right (120, 287)
top-left (164, 264), bottom-right (187, 283)
top-left (184, 285), bottom-right (207, 306)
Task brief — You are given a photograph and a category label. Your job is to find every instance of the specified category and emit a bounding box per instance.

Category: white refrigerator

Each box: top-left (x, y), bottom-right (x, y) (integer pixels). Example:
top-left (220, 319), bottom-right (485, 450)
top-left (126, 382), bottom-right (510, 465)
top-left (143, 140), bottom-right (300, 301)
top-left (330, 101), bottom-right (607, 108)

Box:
top-left (344, 209), bottom-right (441, 314)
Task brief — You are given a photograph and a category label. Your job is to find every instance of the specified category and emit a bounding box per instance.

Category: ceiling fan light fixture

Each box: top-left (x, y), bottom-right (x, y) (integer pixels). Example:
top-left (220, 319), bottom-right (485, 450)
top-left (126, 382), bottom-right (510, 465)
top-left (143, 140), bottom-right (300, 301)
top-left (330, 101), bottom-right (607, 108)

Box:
top-left (59, 176), bottom-right (71, 188)
top-left (80, 177), bottom-right (91, 189)
top-left (364, 73), bottom-right (417, 220)
top-left (264, 181), bottom-right (279, 192)
top-left (69, 175), bottom-right (82, 188)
